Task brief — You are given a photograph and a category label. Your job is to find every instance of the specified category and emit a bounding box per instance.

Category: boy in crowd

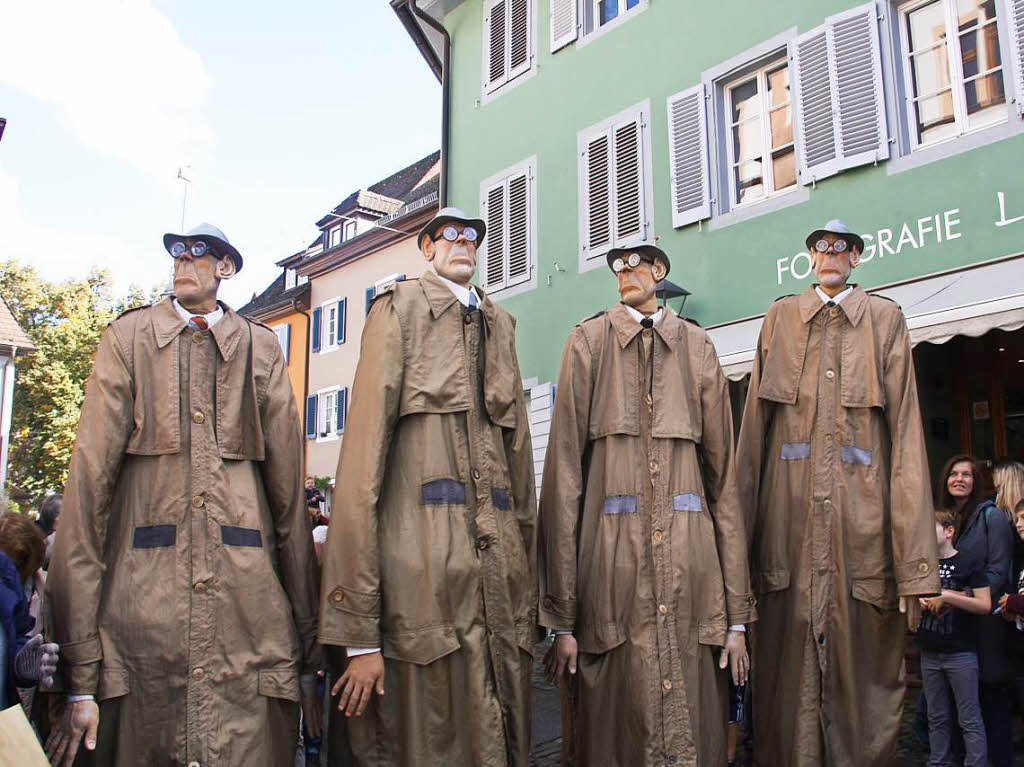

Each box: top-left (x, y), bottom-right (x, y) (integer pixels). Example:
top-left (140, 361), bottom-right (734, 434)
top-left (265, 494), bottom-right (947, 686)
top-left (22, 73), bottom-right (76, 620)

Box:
top-left (918, 509), bottom-right (992, 767)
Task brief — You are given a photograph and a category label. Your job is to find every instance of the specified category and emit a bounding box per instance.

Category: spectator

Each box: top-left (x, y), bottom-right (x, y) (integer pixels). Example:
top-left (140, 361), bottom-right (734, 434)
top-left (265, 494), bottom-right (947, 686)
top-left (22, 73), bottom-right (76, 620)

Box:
top-left (36, 494), bottom-right (62, 569)
top-left (312, 525), bottom-right (328, 566)
top-left (304, 476), bottom-right (326, 527)
top-left (918, 509), bottom-right (991, 767)
top-left (0, 511), bottom-right (59, 711)
top-left (937, 454), bottom-right (1015, 767)
top-left (999, 499), bottom-right (1024, 728)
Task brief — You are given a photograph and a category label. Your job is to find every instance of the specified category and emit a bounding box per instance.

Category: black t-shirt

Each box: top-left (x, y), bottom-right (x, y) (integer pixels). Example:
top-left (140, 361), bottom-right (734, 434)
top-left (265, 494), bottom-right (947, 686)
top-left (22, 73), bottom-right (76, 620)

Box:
top-left (916, 551), bottom-right (988, 654)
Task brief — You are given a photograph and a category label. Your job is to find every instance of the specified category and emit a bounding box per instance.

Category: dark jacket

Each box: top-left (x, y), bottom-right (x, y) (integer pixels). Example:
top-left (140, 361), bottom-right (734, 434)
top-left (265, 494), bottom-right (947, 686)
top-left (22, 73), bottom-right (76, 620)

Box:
top-left (955, 500), bottom-right (1014, 601)
top-left (1, 551), bottom-right (33, 708)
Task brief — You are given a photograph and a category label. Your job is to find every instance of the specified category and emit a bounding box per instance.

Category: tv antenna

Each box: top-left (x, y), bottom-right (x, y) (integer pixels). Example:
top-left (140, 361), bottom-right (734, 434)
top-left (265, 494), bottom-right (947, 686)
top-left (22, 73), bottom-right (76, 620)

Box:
top-left (177, 166), bottom-right (192, 232)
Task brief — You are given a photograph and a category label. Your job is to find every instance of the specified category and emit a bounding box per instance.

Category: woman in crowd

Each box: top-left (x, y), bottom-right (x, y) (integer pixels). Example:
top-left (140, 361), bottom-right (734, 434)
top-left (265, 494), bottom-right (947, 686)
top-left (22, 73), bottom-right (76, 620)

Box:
top-left (937, 454), bottom-right (1015, 766)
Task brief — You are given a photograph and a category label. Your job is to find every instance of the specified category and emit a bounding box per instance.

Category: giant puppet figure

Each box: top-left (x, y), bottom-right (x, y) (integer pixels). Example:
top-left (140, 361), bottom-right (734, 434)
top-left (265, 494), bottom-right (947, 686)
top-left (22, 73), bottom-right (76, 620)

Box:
top-left (736, 220), bottom-right (940, 766)
top-left (539, 244), bottom-right (754, 766)
top-left (46, 224), bottom-right (322, 767)
top-left (317, 207), bottom-right (539, 767)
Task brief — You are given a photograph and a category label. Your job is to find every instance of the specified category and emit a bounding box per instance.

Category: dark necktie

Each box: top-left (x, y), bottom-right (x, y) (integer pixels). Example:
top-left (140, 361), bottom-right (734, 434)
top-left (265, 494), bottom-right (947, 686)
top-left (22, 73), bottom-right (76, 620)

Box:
top-left (640, 317), bottom-right (654, 329)
top-left (466, 291), bottom-right (479, 314)
top-left (826, 301), bottom-right (836, 308)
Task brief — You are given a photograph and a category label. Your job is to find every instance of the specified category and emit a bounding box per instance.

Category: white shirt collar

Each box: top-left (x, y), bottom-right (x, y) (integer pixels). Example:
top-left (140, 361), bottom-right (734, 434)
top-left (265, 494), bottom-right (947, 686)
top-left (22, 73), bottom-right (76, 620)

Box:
top-left (435, 273), bottom-right (481, 309)
top-left (174, 299), bottom-right (224, 329)
top-left (815, 285), bottom-right (854, 306)
top-left (623, 303), bottom-right (665, 326)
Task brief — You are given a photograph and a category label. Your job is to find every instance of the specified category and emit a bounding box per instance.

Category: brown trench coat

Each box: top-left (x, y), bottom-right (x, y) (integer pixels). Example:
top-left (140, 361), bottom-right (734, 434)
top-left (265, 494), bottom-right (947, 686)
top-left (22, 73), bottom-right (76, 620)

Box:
top-left (735, 285), bottom-right (940, 767)
top-left (317, 271), bottom-right (539, 767)
top-left (48, 298), bottom-right (321, 767)
top-left (538, 304), bottom-right (755, 767)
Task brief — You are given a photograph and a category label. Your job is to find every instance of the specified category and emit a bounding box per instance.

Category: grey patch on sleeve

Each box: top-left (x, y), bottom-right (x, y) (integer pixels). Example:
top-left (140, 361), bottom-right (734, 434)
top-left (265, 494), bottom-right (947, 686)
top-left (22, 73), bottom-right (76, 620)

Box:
top-left (780, 442), bottom-right (811, 460)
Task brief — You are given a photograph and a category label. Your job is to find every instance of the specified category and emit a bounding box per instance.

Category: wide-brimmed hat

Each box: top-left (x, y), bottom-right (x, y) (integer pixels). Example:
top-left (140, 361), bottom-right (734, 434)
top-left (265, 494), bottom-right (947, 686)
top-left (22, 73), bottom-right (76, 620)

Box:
top-left (605, 244), bottom-right (671, 279)
top-left (805, 219), bottom-right (864, 255)
top-left (163, 223), bottom-right (243, 272)
top-left (417, 206), bottom-right (487, 249)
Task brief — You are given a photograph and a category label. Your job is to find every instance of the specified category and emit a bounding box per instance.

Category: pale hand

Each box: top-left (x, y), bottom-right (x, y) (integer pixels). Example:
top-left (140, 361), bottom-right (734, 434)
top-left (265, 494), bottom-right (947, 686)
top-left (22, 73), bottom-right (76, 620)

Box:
top-left (544, 633), bottom-right (578, 684)
top-left (300, 673), bottom-right (323, 739)
top-left (718, 630), bottom-right (749, 686)
top-left (45, 699), bottom-right (99, 767)
top-left (900, 596), bottom-right (923, 631)
top-left (332, 652), bottom-right (385, 718)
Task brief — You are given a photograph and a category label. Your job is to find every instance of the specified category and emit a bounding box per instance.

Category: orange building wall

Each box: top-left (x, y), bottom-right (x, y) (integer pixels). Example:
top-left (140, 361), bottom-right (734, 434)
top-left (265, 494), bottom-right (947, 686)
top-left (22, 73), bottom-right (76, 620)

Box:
top-left (266, 311), bottom-right (309, 420)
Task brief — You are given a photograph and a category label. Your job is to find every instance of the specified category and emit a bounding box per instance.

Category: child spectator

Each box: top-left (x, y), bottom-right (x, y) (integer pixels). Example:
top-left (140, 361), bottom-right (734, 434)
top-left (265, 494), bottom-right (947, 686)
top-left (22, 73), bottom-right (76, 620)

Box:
top-left (918, 509), bottom-right (992, 767)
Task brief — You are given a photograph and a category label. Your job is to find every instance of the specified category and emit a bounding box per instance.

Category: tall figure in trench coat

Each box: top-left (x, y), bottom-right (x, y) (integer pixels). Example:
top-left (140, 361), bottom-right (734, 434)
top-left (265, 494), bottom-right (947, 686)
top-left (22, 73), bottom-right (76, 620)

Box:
top-left (539, 245), bottom-right (755, 767)
top-left (736, 220), bottom-right (940, 767)
top-left (45, 224), bottom-right (323, 767)
top-left (318, 207), bottom-right (539, 767)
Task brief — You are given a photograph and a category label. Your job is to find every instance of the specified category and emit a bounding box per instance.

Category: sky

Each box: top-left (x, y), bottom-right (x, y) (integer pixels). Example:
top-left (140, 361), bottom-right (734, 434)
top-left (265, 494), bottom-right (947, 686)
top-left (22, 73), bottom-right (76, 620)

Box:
top-left (0, 0), bottom-right (441, 308)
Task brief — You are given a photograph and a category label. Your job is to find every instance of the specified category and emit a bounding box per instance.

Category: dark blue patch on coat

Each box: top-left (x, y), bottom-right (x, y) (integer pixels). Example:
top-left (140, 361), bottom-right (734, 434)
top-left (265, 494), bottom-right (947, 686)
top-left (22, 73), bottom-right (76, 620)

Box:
top-left (603, 495), bottom-right (637, 515)
top-left (422, 479), bottom-right (467, 505)
top-left (491, 488), bottom-right (511, 511)
top-left (221, 526), bottom-right (263, 548)
top-left (133, 525), bottom-right (176, 549)
top-left (841, 445), bottom-right (872, 466)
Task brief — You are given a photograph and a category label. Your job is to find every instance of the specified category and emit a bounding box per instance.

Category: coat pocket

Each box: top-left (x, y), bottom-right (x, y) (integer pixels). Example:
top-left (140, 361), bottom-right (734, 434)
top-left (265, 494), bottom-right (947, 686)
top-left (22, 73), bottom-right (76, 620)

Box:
top-left (382, 624), bottom-right (461, 666)
top-left (577, 621), bottom-right (626, 655)
top-left (257, 668), bottom-right (300, 702)
top-left (851, 577), bottom-right (899, 610)
top-left (758, 569), bottom-right (791, 594)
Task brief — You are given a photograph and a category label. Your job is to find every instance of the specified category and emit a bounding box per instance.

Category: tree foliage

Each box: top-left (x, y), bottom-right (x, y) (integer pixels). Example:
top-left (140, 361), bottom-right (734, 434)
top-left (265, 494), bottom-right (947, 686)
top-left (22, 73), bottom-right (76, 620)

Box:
top-left (0, 260), bottom-right (161, 503)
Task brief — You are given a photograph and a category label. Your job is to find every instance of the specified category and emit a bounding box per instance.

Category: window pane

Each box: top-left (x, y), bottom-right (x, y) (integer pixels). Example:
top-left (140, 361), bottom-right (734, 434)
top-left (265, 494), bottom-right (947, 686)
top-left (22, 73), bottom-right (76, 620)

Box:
top-left (954, 0), bottom-right (998, 31)
top-left (732, 117), bottom-right (763, 165)
top-left (734, 160), bottom-right (764, 204)
top-left (958, 18), bottom-right (1002, 80)
top-left (906, 1), bottom-right (948, 53)
top-left (766, 65), bottom-right (790, 108)
top-left (599, 0), bottom-right (618, 24)
top-left (908, 43), bottom-right (953, 98)
top-left (730, 77), bottom-right (761, 123)
top-left (913, 89), bottom-right (958, 143)
top-left (771, 146), bottom-right (797, 191)
top-left (625, 0), bottom-right (639, 8)
top-left (964, 72), bottom-right (1006, 129)
top-left (769, 105), bottom-right (793, 150)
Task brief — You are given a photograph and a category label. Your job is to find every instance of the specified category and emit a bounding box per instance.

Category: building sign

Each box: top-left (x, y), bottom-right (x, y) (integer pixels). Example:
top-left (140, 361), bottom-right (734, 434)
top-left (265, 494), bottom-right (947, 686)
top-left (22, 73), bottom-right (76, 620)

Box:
top-left (775, 192), bottom-right (1024, 286)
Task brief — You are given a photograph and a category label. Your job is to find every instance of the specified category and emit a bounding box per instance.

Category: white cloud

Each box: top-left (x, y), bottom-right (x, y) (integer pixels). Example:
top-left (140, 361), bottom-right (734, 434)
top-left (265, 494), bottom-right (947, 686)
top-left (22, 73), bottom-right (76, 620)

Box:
top-left (0, 0), bottom-right (212, 183)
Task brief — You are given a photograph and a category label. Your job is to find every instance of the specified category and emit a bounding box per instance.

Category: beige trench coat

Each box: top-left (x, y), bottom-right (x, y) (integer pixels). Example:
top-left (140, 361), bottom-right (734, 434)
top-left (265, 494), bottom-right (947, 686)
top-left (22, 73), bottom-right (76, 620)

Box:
top-left (539, 304), bottom-right (755, 767)
top-left (736, 285), bottom-right (940, 767)
top-left (317, 271), bottom-right (538, 767)
top-left (48, 298), bottom-right (321, 767)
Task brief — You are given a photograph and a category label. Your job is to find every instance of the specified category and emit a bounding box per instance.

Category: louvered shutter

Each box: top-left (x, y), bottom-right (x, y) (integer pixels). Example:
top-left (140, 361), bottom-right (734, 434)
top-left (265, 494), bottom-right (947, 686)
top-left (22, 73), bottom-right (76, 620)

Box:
top-left (612, 114), bottom-right (645, 247)
top-left (550, 0), bottom-right (577, 52)
top-left (581, 129), bottom-right (612, 255)
top-left (1010, 0), bottom-right (1024, 116)
top-left (666, 83), bottom-right (711, 228)
top-left (337, 388), bottom-right (347, 433)
top-left (792, 24), bottom-right (840, 183)
top-left (484, 0), bottom-right (508, 94)
top-left (829, 3), bottom-right (889, 167)
top-left (311, 307), bottom-right (322, 353)
top-left (483, 182), bottom-right (507, 290)
top-left (506, 170), bottom-right (531, 287)
top-left (305, 395), bottom-right (318, 440)
top-left (337, 299), bottom-right (346, 343)
top-left (508, 0), bottom-right (531, 81)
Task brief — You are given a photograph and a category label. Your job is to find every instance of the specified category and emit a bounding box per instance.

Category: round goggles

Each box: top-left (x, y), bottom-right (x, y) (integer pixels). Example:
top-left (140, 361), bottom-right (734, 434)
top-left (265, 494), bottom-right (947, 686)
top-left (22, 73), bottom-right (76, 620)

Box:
top-left (169, 240), bottom-right (223, 259)
top-left (611, 252), bottom-right (654, 273)
top-left (814, 238), bottom-right (848, 254)
top-left (433, 225), bottom-right (479, 243)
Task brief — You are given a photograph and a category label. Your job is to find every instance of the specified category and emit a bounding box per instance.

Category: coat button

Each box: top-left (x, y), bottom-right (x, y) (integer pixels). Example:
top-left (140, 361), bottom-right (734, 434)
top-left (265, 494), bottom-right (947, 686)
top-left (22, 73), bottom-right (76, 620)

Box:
top-left (824, 434), bottom-right (832, 443)
top-left (193, 582), bottom-right (206, 594)
top-left (918, 562), bottom-right (930, 574)
top-left (825, 369), bottom-right (835, 380)
top-left (652, 530), bottom-right (663, 543)
top-left (191, 495), bottom-right (204, 508)
top-left (473, 469), bottom-right (481, 480)
top-left (188, 762), bottom-right (201, 767)
top-left (823, 499), bottom-right (832, 507)
top-left (645, 393), bottom-right (653, 406)
top-left (193, 411), bottom-right (205, 424)
top-left (192, 331), bottom-right (204, 343)
top-left (649, 460), bottom-right (659, 474)
top-left (542, 596), bottom-right (553, 608)
top-left (332, 590), bottom-right (345, 603)
top-left (192, 667), bottom-right (205, 680)
top-left (478, 537), bottom-right (490, 550)
top-left (658, 604), bottom-right (668, 615)
top-left (464, 313), bottom-right (473, 325)
top-left (662, 679), bottom-right (672, 691)
top-left (818, 634), bottom-right (826, 645)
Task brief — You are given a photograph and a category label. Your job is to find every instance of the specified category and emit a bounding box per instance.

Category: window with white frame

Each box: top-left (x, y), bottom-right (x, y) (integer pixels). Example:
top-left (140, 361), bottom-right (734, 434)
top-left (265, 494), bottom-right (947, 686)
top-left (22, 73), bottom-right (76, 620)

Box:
top-left (343, 219), bottom-right (357, 241)
top-left (328, 226), bottom-right (341, 248)
top-left (284, 268), bottom-right (297, 290)
top-left (898, 0), bottom-right (1008, 149)
top-left (315, 297), bottom-right (346, 353)
top-left (578, 101), bottom-right (654, 265)
top-left (479, 157), bottom-right (536, 293)
top-left (272, 324), bottom-right (290, 363)
top-left (725, 60), bottom-right (797, 207)
top-left (483, 0), bottom-right (534, 97)
top-left (316, 386), bottom-right (347, 440)
top-left (582, 0), bottom-right (645, 37)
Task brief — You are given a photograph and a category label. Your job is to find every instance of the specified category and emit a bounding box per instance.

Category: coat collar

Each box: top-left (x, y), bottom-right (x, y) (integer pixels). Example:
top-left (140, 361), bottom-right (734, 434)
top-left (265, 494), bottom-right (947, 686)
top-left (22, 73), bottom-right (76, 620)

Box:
top-left (797, 283), bottom-right (868, 327)
top-left (420, 270), bottom-right (497, 326)
top-left (152, 296), bottom-right (243, 360)
top-left (607, 302), bottom-right (681, 349)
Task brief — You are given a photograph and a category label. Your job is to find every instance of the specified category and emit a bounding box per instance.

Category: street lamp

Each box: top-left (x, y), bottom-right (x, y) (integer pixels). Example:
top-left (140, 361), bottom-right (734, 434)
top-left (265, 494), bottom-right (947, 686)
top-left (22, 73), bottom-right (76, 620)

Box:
top-left (655, 279), bottom-right (691, 315)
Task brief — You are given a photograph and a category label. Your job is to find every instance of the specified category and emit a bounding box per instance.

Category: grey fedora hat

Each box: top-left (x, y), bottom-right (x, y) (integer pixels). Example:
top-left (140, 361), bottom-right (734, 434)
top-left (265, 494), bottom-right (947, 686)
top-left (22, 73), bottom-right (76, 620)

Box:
top-left (605, 244), bottom-right (671, 279)
top-left (417, 206), bottom-right (487, 249)
top-left (163, 222), bottom-right (244, 272)
top-left (805, 219), bottom-right (864, 255)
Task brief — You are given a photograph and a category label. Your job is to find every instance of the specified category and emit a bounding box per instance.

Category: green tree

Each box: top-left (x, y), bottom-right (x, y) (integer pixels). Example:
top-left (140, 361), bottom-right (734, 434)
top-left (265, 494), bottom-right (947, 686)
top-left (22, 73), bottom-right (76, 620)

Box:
top-left (0, 260), bottom-right (161, 504)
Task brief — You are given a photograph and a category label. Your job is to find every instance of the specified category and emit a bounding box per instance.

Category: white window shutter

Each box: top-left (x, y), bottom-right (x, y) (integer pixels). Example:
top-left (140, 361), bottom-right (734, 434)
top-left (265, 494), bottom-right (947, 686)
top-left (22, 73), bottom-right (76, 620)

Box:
top-left (484, 0), bottom-right (508, 94)
top-left (1009, 0), bottom-right (1024, 116)
top-left (828, 2), bottom-right (889, 167)
top-left (507, 170), bottom-right (531, 286)
top-left (483, 182), bottom-right (507, 290)
top-left (582, 130), bottom-right (613, 254)
top-left (612, 114), bottom-right (645, 246)
top-left (792, 24), bottom-right (841, 183)
top-left (666, 83), bottom-right (711, 228)
top-left (550, 0), bottom-right (578, 52)
top-left (508, 0), bottom-right (532, 80)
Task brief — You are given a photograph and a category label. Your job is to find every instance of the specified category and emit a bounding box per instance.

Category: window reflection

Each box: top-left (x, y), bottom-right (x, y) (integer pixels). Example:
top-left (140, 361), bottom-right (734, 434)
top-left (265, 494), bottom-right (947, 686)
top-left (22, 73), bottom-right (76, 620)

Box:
top-left (728, 61), bottom-right (794, 206)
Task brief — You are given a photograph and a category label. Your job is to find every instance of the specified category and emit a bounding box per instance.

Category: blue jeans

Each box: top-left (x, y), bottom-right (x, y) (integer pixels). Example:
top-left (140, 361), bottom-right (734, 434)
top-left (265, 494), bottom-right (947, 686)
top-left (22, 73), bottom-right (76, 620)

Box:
top-left (920, 650), bottom-right (987, 767)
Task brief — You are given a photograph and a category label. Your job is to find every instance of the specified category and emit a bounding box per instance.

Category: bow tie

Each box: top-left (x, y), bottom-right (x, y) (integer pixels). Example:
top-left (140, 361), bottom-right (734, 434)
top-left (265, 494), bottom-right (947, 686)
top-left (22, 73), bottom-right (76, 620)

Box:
top-left (640, 317), bottom-right (654, 329)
